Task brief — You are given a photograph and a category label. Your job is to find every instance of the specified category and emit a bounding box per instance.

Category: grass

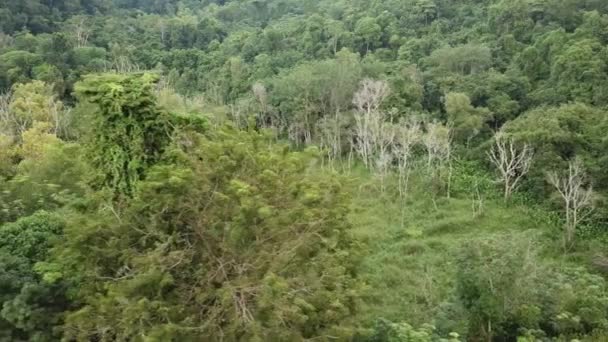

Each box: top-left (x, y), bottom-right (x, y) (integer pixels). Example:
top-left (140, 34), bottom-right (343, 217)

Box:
top-left (344, 164), bottom-right (561, 327)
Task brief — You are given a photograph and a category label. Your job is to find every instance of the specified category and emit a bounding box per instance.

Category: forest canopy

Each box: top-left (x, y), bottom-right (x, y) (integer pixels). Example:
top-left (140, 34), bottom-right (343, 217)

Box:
top-left (2, 0), bottom-right (608, 341)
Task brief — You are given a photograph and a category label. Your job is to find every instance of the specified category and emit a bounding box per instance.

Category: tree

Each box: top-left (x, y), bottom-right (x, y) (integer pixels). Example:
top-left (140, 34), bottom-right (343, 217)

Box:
top-left (550, 38), bottom-right (608, 106)
top-left (252, 82), bottom-right (277, 129)
top-left (4, 81), bottom-right (66, 139)
top-left (503, 103), bottom-right (607, 198)
top-left (0, 91), bottom-right (11, 137)
top-left (428, 44), bottom-right (492, 75)
top-left (393, 118), bottom-right (422, 201)
top-left (64, 16), bottom-right (91, 48)
top-left (455, 234), bottom-right (545, 342)
top-left (352, 79), bottom-right (391, 170)
top-left (414, 0), bottom-right (438, 25)
top-left (0, 212), bottom-right (69, 342)
top-left (0, 51), bottom-right (43, 88)
top-left (354, 17), bottom-right (382, 53)
top-left (444, 92), bottom-right (490, 145)
top-left (55, 125), bottom-right (362, 341)
top-left (0, 128), bottom-right (87, 222)
top-left (270, 51), bottom-right (361, 145)
top-left (422, 121), bottom-right (452, 197)
top-left (317, 114), bottom-right (348, 167)
top-left (488, 132), bottom-right (533, 201)
top-left (422, 121), bottom-right (451, 170)
top-left (74, 73), bottom-right (171, 198)
top-left (547, 160), bottom-right (594, 251)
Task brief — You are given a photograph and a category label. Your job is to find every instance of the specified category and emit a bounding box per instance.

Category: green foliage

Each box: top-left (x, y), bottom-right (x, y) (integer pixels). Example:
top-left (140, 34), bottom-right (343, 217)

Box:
top-left (0, 211), bottom-right (69, 342)
top-left (0, 51), bottom-right (42, 88)
top-left (0, 131), bottom-right (87, 222)
top-left (447, 234), bottom-right (608, 340)
top-left (454, 234), bottom-right (545, 340)
top-left (1, 1), bottom-right (608, 340)
top-left (368, 319), bottom-right (460, 342)
top-left (428, 44), bottom-right (492, 76)
top-left (3, 81), bottom-right (63, 137)
top-left (54, 125), bottom-right (361, 340)
top-left (74, 73), bottom-right (172, 197)
top-left (504, 103), bottom-right (608, 199)
top-left (444, 93), bottom-right (491, 144)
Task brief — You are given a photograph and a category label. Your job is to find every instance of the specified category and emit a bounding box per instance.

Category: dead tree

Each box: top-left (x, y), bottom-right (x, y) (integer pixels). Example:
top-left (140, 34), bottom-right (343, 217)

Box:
top-left (422, 121), bottom-right (452, 198)
top-left (352, 79), bottom-right (391, 168)
top-left (317, 115), bottom-right (343, 167)
top-left (374, 124), bottom-right (395, 193)
top-left (393, 118), bottom-right (422, 200)
top-left (471, 181), bottom-right (484, 219)
top-left (488, 133), bottom-right (533, 201)
top-left (423, 121), bottom-right (451, 170)
top-left (73, 18), bottom-right (90, 48)
top-left (547, 160), bottom-right (594, 251)
top-left (252, 83), bottom-right (268, 115)
top-left (0, 91), bottom-right (11, 136)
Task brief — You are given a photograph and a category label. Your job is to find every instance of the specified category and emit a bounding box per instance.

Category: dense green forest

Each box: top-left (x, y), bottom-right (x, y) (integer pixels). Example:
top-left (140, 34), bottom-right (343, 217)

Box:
top-left (2, 0), bottom-right (608, 341)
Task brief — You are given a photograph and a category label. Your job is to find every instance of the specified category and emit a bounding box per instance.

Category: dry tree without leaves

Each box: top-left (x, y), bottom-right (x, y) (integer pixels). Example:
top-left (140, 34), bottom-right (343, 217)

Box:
top-left (422, 121), bottom-right (453, 198)
top-left (72, 18), bottom-right (90, 48)
top-left (547, 160), bottom-right (594, 251)
top-left (488, 132), bottom-right (533, 202)
top-left (393, 118), bottom-right (422, 200)
top-left (0, 91), bottom-right (12, 136)
top-left (422, 121), bottom-right (452, 170)
top-left (352, 79), bottom-right (391, 169)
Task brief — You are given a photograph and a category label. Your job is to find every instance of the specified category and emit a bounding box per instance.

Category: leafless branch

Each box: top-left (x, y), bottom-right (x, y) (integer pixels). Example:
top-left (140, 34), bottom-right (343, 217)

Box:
top-left (488, 132), bottom-right (533, 201)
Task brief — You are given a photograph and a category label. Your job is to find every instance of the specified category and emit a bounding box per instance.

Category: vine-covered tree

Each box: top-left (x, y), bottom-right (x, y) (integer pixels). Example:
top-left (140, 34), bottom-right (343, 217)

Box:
top-left (74, 73), bottom-right (171, 198)
top-left (54, 125), bottom-right (362, 341)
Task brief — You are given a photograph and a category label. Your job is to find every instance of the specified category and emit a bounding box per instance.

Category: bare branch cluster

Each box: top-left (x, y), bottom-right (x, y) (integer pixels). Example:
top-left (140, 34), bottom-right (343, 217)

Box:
top-left (73, 18), bottom-right (90, 48)
top-left (488, 132), bottom-right (533, 201)
top-left (393, 118), bottom-right (422, 199)
top-left (353, 78), bottom-right (391, 115)
top-left (423, 121), bottom-right (452, 169)
top-left (0, 91), bottom-right (12, 136)
top-left (547, 160), bottom-right (594, 250)
top-left (352, 79), bottom-right (392, 170)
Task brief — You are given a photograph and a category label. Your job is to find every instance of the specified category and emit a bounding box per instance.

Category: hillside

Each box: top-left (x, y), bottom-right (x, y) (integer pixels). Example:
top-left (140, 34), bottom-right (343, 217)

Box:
top-left (1, 0), bottom-right (608, 341)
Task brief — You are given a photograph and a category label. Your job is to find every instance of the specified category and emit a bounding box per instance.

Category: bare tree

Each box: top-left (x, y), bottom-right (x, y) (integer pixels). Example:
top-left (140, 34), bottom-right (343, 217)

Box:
top-left (252, 82), bottom-right (280, 130)
top-left (0, 90), bottom-right (30, 139)
top-left (471, 181), bottom-right (484, 219)
top-left (393, 118), bottom-right (422, 200)
top-left (0, 32), bottom-right (14, 50)
top-left (488, 133), bottom-right (533, 201)
top-left (105, 56), bottom-right (140, 74)
top-left (73, 18), bottom-right (90, 48)
top-left (317, 115), bottom-right (343, 167)
top-left (421, 121), bottom-right (453, 198)
top-left (288, 120), bottom-right (312, 146)
top-left (422, 121), bottom-right (451, 169)
top-left (228, 103), bottom-right (248, 130)
top-left (353, 79), bottom-right (390, 115)
top-left (547, 160), bottom-right (594, 251)
top-left (374, 124), bottom-right (395, 193)
top-left (46, 95), bottom-right (70, 137)
top-left (106, 43), bottom-right (140, 74)
top-left (352, 79), bottom-right (391, 168)
top-left (159, 20), bottom-right (167, 44)
top-left (252, 83), bottom-right (268, 114)
top-left (0, 91), bottom-right (11, 136)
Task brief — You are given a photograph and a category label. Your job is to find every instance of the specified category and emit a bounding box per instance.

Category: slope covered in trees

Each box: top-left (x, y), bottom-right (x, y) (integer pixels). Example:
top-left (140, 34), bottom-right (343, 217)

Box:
top-left (1, 0), bottom-right (608, 341)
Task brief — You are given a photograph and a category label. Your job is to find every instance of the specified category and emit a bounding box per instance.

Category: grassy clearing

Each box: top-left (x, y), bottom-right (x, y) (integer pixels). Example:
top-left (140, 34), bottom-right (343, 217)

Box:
top-left (345, 164), bottom-right (561, 327)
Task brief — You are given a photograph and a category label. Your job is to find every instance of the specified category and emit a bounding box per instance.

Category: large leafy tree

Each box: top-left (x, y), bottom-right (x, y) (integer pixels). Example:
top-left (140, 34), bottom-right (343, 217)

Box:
top-left (42, 74), bottom-right (363, 340)
top-left (0, 212), bottom-right (68, 342)
top-left (56, 124), bottom-right (361, 340)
